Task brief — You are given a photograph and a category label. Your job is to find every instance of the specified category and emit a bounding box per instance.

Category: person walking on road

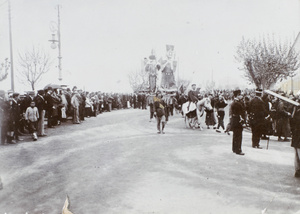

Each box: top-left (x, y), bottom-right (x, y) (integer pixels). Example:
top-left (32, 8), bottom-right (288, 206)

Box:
top-left (230, 89), bottom-right (246, 155)
top-left (154, 92), bottom-right (167, 134)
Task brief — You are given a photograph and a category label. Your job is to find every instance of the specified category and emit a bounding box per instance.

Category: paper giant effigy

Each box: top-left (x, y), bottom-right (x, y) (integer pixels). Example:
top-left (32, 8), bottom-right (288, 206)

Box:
top-left (159, 45), bottom-right (177, 91)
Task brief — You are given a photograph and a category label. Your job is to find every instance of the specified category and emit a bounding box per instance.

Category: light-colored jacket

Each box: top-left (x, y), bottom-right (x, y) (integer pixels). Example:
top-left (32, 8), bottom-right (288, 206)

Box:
top-left (25, 107), bottom-right (39, 122)
top-left (71, 93), bottom-right (80, 108)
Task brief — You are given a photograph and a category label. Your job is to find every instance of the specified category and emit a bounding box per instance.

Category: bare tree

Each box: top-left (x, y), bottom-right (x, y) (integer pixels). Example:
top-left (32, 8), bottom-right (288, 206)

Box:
top-left (18, 46), bottom-right (52, 90)
top-left (205, 80), bottom-right (216, 92)
top-left (235, 36), bottom-right (300, 90)
top-left (128, 68), bottom-right (149, 92)
top-left (0, 58), bottom-right (10, 82)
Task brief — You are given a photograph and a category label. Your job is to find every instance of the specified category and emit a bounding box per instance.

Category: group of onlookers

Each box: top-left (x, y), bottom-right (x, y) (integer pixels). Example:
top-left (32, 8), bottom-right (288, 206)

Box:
top-left (0, 87), bottom-right (158, 145)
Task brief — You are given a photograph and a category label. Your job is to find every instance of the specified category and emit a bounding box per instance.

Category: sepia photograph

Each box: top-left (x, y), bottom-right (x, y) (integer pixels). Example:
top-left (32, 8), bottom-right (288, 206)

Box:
top-left (1, 0), bottom-right (300, 213)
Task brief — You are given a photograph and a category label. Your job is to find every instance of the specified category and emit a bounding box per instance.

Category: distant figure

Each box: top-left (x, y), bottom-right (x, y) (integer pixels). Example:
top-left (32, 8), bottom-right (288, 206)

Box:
top-left (154, 92), bottom-right (167, 134)
top-left (159, 45), bottom-right (177, 89)
top-left (144, 53), bottom-right (158, 92)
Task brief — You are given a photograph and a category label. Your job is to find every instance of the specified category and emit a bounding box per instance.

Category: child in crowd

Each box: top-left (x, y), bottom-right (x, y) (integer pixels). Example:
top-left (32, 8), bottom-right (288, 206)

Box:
top-left (25, 101), bottom-right (39, 141)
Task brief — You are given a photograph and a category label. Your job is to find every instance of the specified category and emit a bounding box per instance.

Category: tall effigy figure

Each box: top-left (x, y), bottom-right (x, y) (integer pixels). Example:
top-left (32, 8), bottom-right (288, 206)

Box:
top-left (144, 52), bottom-right (158, 93)
top-left (159, 45), bottom-right (177, 90)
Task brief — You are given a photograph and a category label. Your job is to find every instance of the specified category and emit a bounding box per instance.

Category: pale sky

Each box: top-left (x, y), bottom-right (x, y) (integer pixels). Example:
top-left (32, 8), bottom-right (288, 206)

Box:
top-left (0, 0), bottom-right (300, 93)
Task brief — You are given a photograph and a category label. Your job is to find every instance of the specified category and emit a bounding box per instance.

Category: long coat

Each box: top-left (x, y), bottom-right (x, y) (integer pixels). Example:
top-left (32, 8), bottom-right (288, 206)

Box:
top-left (291, 107), bottom-right (300, 148)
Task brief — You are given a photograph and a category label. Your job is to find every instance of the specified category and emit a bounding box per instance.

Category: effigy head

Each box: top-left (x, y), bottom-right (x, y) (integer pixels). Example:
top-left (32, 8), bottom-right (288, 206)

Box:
top-left (166, 44), bottom-right (174, 59)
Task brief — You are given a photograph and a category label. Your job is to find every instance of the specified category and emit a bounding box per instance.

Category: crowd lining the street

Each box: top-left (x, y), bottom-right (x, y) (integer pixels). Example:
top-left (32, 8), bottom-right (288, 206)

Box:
top-left (1, 85), bottom-right (300, 176)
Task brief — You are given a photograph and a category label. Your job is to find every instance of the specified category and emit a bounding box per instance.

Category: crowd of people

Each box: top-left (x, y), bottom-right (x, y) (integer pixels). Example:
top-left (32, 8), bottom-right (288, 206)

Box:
top-left (0, 86), bottom-right (164, 144)
top-left (149, 85), bottom-right (300, 177)
top-left (1, 84), bottom-right (300, 177)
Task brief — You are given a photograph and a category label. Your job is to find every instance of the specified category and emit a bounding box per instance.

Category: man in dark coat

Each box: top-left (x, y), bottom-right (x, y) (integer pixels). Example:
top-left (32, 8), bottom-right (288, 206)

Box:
top-left (34, 90), bottom-right (47, 136)
top-left (248, 89), bottom-right (267, 149)
top-left (290, 104), bottom-right (300, 177)
top-left (230, 89), bottom-right (246, 155)
top-left (215, 95), bottom-right (228, 132)
top-left (44, 87), bottom-right (55, 128)
top-left (11, 93), bottom-right (23, 142)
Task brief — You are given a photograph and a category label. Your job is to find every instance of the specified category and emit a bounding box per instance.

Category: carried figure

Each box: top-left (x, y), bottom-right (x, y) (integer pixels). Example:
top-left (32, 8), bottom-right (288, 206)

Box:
top-left (158, 45), bottom-right (177, 90)
top-left (144, 51), bottom-right (159, 93)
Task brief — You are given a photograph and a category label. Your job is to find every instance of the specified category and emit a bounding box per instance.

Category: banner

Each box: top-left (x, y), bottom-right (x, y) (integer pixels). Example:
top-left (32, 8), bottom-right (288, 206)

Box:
top-left (264, 90), bottom-right (300, 106)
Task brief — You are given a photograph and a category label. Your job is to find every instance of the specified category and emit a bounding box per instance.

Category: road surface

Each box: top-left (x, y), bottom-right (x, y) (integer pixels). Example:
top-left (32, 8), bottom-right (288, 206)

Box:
top-left (0, 108), bottom-right (299, 214)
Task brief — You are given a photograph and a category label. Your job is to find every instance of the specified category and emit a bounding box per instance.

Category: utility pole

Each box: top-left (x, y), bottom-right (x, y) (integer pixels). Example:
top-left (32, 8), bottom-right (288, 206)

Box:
top-left (8, 0), bottom-right (14, 91)
top-left (49, 5), bottom-right (62, 81)
top-left (57, 5), bottom-right (62, 81)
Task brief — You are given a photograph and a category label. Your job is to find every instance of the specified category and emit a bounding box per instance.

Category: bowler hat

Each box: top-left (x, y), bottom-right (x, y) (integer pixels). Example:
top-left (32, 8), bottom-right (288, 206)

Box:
top-left (28, 91), bottom-right (35, 96)
top-left (255, 88), bottom-right (263, 94)
top-left (12, 92), bottom-right (20, 97)
top-left (233, 89), bottom-right (241, 97)
top-left (38, 90), bottom-right (45, 95)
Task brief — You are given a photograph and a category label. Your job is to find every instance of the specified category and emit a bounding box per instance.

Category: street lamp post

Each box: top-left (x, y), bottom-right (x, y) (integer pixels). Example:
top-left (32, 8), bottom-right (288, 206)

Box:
top-left (48, 5), bottom-right (62, 81)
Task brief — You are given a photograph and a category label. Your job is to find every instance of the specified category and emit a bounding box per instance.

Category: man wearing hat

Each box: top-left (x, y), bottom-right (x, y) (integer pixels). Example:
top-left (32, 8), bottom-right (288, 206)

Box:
top-left (34, 90), bottom-right (47, 136)
top-left (187, 83), bottom-right (198, 111)
top-left (230, 89), bottom-right (246, 155)
top-left (154, 91), bottom-right (167, 134)
top-left (248, 89), bottom-right (267, 149)
top-left (44, 87), bottom-right (54, 128)
top-left (24, 91), bottom-right (36, 109)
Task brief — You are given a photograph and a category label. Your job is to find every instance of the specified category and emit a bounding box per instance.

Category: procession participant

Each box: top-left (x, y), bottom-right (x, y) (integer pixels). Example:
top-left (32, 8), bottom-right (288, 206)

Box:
top-left (230, 89), bottom-right (246, 155)
top-left (205, 93), bottom-right (216, 129)
top-left (154, 92), bottom-right (167, 134)
top-left (178, 93), bottom-right (188, 117)
top-left (187, 83), bottom-right (198, 111)
top-left (248, 89), bottom-right (267, 149)
top-left (25, 101), bottom-right (39, 141)
top-left (159, 44), bottom-right (177, 89)
top-left (11, 93), bottom-right (23, 142)
top-left (215, 95), bottom-right (228, 133)
top-left (34, 90), bottom-right (47, 137)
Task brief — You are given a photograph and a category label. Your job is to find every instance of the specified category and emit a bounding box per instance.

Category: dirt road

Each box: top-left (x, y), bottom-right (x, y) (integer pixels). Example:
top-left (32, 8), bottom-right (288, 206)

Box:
top-left (0, 109), bottom-right (299, 214)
